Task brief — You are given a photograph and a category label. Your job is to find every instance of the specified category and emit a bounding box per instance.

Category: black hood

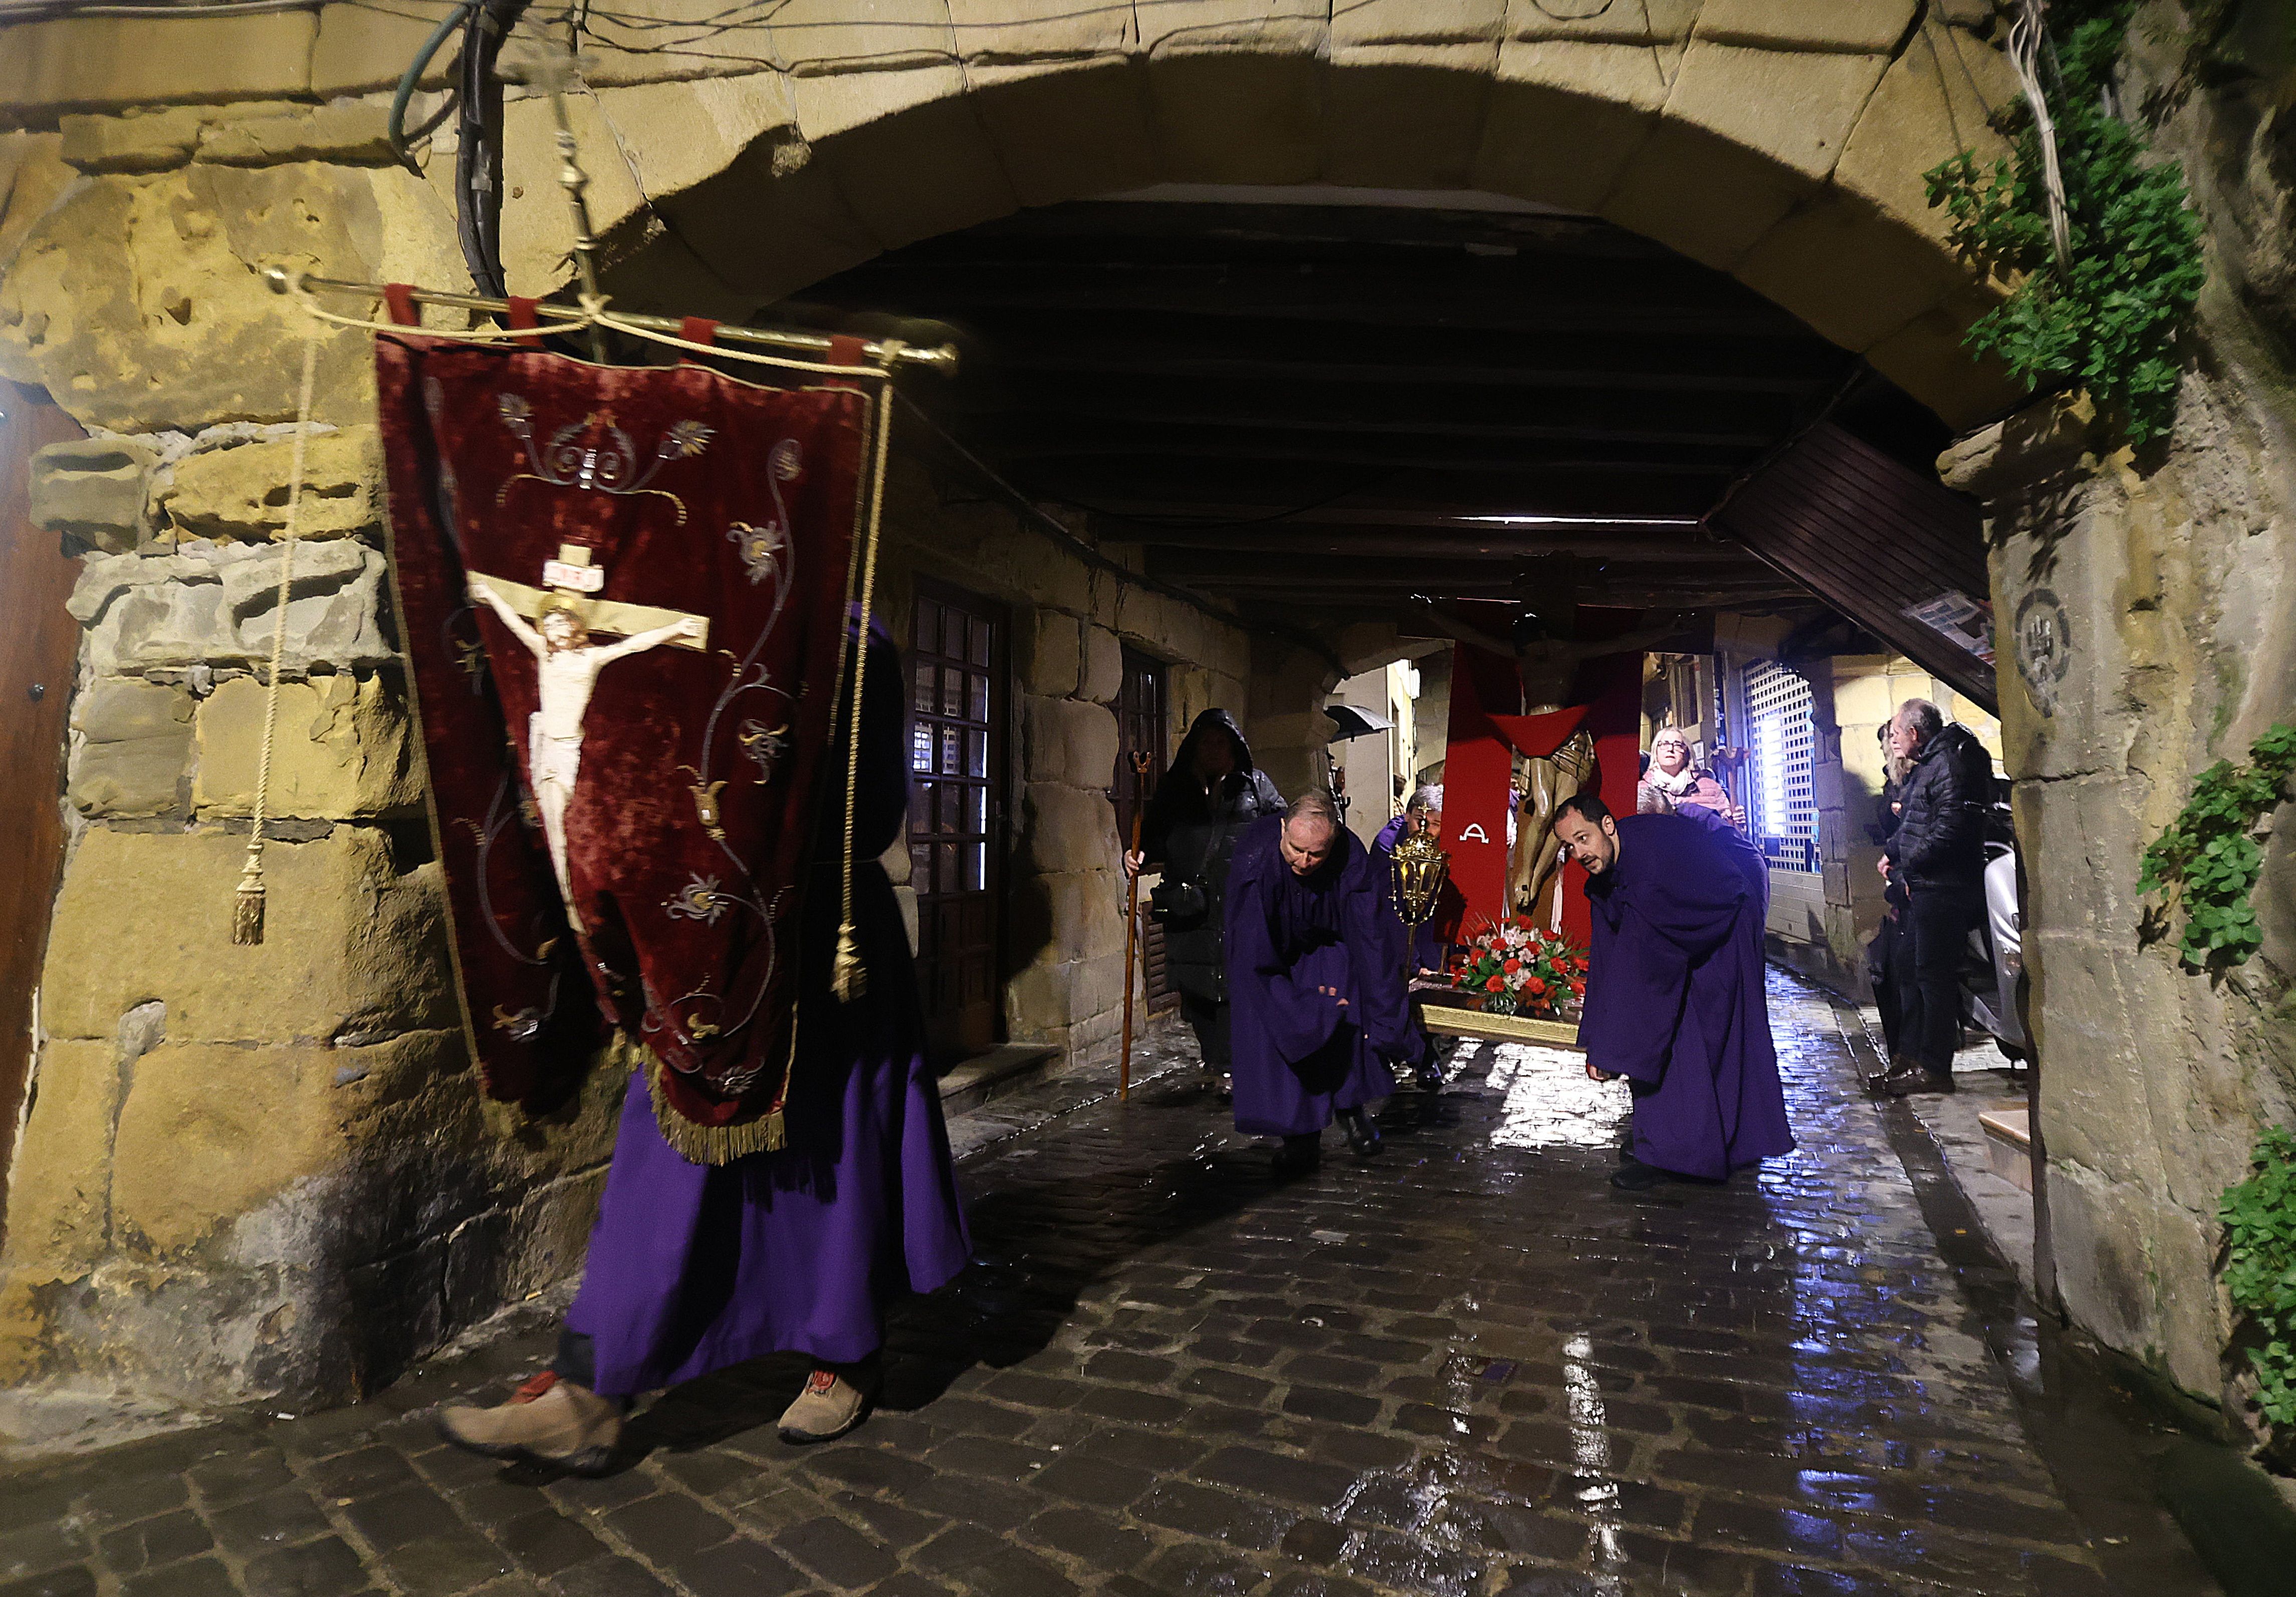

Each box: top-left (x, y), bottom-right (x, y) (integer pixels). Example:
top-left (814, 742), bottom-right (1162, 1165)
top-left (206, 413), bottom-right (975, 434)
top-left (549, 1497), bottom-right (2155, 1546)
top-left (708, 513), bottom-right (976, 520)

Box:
top-left (1169, 708), bottom-right (1258, 779)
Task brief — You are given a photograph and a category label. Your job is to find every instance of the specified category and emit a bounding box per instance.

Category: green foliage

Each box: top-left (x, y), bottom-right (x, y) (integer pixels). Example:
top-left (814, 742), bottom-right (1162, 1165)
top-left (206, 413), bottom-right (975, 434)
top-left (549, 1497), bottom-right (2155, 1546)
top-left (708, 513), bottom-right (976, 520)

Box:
top-left (1924, 1), bottom-right (2205, 443)
top-left (2139, 723), bottom-right (2296, 969)
top-left (2221, 1127), bottom-right (2296, 1427)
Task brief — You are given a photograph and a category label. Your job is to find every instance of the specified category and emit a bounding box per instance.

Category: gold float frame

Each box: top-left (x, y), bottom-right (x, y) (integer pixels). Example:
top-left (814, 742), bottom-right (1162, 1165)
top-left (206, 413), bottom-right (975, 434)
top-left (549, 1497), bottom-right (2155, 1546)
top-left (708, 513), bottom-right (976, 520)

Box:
top-left (1418, 1003), bottom-right (1582, 1050)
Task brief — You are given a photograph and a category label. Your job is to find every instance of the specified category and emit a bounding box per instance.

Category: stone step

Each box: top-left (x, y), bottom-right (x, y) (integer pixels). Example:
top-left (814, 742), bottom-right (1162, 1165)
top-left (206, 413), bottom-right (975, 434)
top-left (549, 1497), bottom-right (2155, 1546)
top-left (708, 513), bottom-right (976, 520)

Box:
top-left (936, 1042), bottom-right (1062, 1117)
top-left (1979, 1104), bottom-right (2032, 1192)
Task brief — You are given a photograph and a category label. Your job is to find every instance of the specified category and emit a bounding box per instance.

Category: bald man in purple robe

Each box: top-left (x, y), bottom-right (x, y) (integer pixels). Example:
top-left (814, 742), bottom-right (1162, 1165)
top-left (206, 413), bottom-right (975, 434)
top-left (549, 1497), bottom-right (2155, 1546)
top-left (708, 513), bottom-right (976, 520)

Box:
top-left (1553, 791), bottom-right (1793, 1192)
top-left (1226, 791), bottom-right (1427, 1172)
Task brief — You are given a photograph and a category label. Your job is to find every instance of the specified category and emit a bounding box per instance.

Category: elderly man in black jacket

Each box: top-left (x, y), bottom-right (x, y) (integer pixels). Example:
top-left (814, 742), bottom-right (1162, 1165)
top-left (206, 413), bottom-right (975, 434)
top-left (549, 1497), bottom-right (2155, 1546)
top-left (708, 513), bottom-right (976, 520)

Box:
top-left (1877, 698), bottom-right (1994, 1096)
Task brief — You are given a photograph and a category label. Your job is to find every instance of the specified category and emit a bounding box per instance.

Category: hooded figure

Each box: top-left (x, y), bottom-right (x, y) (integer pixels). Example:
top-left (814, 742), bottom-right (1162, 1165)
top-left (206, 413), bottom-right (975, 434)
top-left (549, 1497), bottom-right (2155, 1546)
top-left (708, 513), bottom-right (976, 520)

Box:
top-left (1134, 709), bottom-right (1285, 1085)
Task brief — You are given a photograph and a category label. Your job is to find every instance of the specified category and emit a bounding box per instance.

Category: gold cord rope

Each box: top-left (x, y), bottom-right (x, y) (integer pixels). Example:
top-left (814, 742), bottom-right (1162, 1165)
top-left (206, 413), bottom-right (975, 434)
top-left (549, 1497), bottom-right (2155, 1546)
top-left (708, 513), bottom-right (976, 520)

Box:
top-left (829, 346), bottom-right (902, 1002)
top-left (231, 331), bottom-right (322, 945)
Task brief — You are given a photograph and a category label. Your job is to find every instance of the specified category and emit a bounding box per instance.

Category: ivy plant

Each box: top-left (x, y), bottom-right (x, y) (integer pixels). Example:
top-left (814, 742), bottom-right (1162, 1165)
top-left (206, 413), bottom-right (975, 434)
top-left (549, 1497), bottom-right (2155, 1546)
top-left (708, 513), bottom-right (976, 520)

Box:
top-left (2221, 1127), bottom-right (2296, 1429)
top-left (2139, 723), bottom-right (2296, 970)
top-left (1924, 0), bottom-right (2205, 444)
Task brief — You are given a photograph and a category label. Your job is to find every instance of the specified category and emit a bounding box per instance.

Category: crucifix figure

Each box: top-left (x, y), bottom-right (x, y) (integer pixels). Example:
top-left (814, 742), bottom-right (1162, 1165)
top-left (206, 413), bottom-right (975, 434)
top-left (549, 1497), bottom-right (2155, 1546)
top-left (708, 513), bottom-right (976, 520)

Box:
top-left (1413, 557), bottom-right (1702, 918)
top-left (466, 546), bottom-right (710, 913)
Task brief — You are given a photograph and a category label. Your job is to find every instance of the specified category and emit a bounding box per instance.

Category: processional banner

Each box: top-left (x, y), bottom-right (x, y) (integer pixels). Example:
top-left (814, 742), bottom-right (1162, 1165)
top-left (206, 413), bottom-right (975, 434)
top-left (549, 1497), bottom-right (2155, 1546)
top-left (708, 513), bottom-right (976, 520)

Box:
top-left (377, 332), bottom-right (873, 1158)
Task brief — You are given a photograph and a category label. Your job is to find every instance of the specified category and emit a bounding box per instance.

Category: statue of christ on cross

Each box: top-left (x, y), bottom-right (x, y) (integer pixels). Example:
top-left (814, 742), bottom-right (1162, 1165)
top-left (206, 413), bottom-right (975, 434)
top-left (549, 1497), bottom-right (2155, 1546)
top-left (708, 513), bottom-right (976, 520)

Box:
top-left (466, 558), bottom-right (708, 914)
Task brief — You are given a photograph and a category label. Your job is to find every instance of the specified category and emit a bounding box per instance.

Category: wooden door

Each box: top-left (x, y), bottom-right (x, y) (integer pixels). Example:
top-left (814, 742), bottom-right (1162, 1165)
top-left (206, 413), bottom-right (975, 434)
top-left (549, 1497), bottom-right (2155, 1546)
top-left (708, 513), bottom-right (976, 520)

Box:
top-left (1113, 647), bottom-right (1177, 1014)
top-left (907, 583), bottom-right (1007, 1060)
top-left (0, 386), bottom-right (85, 1248)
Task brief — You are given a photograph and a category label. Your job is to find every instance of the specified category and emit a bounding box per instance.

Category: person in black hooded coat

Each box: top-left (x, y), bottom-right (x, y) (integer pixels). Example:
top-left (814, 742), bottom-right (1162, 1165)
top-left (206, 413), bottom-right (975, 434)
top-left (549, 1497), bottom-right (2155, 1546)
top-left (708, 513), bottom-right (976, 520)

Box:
top-left (1125, 710), bottom-right (1285, 1088)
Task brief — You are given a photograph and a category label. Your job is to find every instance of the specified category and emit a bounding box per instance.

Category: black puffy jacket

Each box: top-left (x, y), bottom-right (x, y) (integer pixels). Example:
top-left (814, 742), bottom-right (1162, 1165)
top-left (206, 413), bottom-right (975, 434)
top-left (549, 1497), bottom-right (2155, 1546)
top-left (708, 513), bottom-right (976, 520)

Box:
top-left (1143, 710), bottom-right (1284, 1004)
top-left (1888, 723), bottom-right (1993, 889)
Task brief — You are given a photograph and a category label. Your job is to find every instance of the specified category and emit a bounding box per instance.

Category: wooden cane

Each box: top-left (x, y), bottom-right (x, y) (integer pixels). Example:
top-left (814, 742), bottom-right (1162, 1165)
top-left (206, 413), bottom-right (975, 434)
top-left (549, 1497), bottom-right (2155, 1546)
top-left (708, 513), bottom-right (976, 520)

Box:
top-left (1119, 750), bottom-right (1153, 1101)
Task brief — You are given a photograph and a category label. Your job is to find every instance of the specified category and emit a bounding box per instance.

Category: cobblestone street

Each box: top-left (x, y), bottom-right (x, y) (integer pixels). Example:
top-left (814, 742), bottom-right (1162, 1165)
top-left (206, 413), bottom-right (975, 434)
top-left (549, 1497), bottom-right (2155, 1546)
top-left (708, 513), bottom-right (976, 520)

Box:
top-left (1, 976), bottom-right (2214, 1597)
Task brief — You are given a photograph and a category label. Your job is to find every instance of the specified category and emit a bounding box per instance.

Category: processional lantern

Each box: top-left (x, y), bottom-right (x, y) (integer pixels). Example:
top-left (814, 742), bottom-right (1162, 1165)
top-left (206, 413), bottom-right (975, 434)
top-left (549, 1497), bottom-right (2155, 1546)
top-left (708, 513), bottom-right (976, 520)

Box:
top-left (1390, 828), bottom-right (1452, 938)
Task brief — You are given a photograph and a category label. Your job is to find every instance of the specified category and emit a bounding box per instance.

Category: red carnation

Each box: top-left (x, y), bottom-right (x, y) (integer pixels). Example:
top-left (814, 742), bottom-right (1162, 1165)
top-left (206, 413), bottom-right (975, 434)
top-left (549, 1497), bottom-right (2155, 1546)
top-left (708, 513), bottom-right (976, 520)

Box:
top-left (1526, 976), bottom-right (1546, 995)
top-left (1503, 958), bottom-right (1521, 974)
top-left (1484, 974), bottom-right (1505, 992)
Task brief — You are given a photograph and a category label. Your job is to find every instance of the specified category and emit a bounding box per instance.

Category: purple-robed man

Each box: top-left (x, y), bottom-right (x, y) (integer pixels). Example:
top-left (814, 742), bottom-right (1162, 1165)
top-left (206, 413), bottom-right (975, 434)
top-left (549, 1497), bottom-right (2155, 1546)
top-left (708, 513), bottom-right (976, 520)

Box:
top-left (439, 622), bottom-right (970, 1472)
top-left (1226, 791), bottom-right (1427, 1171)
top-left (1553, 791), bottom-right (1793, 1192)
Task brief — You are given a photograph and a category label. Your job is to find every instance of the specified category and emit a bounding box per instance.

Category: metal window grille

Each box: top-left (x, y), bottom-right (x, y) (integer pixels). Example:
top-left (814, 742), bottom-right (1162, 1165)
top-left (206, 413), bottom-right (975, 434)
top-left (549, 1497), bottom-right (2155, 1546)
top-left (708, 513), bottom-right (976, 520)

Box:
top-left (1742, 662), bottom-right (1820, 874)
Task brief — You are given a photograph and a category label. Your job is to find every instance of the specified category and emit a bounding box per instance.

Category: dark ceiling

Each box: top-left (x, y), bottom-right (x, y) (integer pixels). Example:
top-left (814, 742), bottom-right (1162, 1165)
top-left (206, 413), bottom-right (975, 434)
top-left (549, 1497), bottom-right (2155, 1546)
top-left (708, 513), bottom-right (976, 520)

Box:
top-left (781, 197), bottom-right (1951, 615)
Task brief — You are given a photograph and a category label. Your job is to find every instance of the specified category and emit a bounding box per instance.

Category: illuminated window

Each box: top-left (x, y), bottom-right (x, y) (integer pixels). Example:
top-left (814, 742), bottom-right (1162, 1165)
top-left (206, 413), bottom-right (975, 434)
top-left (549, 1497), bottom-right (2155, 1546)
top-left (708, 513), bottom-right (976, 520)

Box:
top-left (1742, 662), bottom-right (1818, 874)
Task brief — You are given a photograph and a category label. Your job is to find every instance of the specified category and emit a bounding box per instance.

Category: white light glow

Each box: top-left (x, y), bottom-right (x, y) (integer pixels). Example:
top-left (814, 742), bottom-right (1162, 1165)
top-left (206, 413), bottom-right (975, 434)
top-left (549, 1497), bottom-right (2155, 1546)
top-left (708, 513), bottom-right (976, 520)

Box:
top-left (1455, 514), bottom-right (1703, 527)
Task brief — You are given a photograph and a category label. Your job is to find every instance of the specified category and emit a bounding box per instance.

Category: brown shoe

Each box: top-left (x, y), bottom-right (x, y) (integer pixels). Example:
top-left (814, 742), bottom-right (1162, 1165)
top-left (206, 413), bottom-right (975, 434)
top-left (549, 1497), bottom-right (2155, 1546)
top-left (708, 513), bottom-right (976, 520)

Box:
top-left (435, 1371), bottom-right (621, 1475)
top-left (778, 1367), bottom-right (873, 1445)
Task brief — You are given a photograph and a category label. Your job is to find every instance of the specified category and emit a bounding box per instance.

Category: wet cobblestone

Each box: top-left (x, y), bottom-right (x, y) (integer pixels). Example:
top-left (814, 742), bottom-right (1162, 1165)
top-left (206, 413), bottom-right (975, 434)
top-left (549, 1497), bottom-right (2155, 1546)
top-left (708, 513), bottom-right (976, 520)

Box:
top-left (0, 976), bottom-right (2209, 1595)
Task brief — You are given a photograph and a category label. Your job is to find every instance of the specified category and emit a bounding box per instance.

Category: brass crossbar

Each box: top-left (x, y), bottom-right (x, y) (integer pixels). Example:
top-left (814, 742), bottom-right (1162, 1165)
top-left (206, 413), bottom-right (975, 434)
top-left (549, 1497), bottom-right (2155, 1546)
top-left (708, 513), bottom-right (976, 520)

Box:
top-left (269, 269), bottom-right (961, 377)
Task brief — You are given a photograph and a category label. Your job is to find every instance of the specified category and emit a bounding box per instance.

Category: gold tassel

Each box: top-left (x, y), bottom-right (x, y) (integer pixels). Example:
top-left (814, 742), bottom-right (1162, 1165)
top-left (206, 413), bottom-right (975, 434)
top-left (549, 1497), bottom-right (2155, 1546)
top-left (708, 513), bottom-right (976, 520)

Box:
top-left (831, 919), bottom-right (867, 1002)
top-left (231, 857), bottom-right (266, 946)
top-left (646, 1059), bottom-right (786, 1163)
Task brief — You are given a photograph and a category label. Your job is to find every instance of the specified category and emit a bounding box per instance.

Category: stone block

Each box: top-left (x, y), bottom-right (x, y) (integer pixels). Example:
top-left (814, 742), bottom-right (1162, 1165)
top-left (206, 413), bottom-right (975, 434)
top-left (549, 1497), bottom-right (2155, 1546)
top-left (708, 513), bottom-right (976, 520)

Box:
top-left (311, 3), bottom-right (456, 97)
top-left (1735, 191), bottom-right (1966, 355)
top-left (1834, 22), bottom-right (2018, 252)
top-left (1860, 294), bottom-right (2026, 430)
top-left (501, 93), bottom-right (650, 296)
top-left (1022, 609), bottom-right (1082, 697)
top-left (1005, 958), bottom-right (1075, 1036)
top-left (0, 131), bottom-right (71, 271)
top-left (110, 1040), bottom-right (346, 1256)
top-left (798, 68), bottom-right (1022, 249)
top-left (193, 675), bottom-right (420, 821)
top-left (1504, 0), bottom-right (1695, 45)
top-left (1044, 869), bottom-right (1125, 962)
top-left (1472, 41), bottom-right (1666, 212)
top-left (1693, 0), bottom-right (1918, 53)
top-left (30, 436), bottom-right (157, 554)
top-left (1337, 0), bottom-right (1502, 49)
top-left (1602, 42), bottom-right (1891, 270)
top-left (651, 123), bottom-right (883, 303)
top-left (0, 1040), bottom-right (123, 1271)
top-left (197, 103), bottom-right (398, 167)
top-left (0, 162), bottom-right (457, 433)
top-left (1080, 626), bottom-right (1124, 704)
top-left (967, 58), bottom-right (1160, 209)
top-left (58, 106), bottom-right (206, 174)
top-left (595, 74), bottom-right (801, 211)
top-left (69, 677), bottom-right (194, 818)
top-left (157, 427), bottom-right (385, 544)
top-left (39, 827), bottom-right (455, 1046)
top-left (1024, 782), bottom-right (1116, 874)
top-left (1325, 51), bottom-right (1495, 191)
top-left (948, 0), bottom-right (1133, 63)
top-left (1146, 41), bottom-right (1325, 185)
top-left (2044, 1161), bottom-right (2160, 1366)
top-left (0, 14), bottom-right (317, 117)
top-left (1024, 695), bottom-right (1118, 788)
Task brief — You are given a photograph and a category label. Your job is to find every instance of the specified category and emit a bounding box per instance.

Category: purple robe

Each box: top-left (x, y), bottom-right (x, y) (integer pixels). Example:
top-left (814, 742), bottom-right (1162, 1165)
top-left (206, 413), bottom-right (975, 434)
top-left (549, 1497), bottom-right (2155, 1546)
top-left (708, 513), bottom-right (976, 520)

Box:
top-left (1225, 817), bottom-right (1425, 1138)
top-left (566, 626), bottom-right (970, 1392)
top-left (1581, 813), bottom-right (1794, 1180)
top-left (1672, 802), bottom-right (1770, 914)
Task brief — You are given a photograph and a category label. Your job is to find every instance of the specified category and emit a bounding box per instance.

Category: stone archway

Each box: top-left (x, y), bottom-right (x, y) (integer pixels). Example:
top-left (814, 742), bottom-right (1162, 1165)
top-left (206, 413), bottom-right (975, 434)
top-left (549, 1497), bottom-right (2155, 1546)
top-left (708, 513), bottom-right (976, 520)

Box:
top-left (538, 5), bottom-right (2022, 427)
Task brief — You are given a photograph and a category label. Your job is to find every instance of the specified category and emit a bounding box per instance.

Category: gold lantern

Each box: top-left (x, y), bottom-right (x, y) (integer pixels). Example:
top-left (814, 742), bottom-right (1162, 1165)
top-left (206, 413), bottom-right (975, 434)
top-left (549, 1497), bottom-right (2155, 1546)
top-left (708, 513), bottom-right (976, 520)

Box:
top-left (1390, 828), bottom-right (1452, 936)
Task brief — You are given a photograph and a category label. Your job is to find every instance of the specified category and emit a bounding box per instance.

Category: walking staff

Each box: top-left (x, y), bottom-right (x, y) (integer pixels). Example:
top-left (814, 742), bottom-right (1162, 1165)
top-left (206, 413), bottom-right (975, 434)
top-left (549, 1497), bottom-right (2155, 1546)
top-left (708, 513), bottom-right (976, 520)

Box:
top-left (1120, 750), bottom-right (1153, 1100)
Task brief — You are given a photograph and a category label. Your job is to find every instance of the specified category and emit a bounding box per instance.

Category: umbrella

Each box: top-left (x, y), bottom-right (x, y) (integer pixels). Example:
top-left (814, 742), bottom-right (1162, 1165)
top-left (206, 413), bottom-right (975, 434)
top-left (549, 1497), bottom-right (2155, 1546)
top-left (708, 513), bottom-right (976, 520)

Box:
top-left (1325, 703), bottom-right (1394, 742)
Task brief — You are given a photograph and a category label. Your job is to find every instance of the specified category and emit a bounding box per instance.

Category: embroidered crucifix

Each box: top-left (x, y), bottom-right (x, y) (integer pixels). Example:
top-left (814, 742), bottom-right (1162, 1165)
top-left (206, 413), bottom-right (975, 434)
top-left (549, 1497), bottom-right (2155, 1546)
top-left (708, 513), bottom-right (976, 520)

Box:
top-left (467, 546), bottom-right (712, 914)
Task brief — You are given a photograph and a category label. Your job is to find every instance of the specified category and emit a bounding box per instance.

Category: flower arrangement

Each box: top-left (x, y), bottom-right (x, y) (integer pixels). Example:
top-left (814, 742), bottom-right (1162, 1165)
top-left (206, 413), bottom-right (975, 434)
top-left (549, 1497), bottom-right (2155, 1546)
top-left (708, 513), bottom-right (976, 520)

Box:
top-left (1446, 916), bottom-right (1586, 1018)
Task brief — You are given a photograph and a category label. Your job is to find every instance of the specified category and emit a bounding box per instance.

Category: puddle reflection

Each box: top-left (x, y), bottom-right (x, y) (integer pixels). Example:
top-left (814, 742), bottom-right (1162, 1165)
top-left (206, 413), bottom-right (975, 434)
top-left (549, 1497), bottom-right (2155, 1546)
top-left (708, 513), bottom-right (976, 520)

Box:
top-left (1483, 1044), bottom-right (1630, 1151)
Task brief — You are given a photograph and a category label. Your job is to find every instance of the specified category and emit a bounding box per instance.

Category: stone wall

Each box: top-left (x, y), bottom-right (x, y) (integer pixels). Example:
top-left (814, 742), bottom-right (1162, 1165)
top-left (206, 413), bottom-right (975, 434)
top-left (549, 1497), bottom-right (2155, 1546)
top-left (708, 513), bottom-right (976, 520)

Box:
top-left (868, 462), bottom-right (1261, 1059)
top-left (0, 101), bottom-right (637, 1414)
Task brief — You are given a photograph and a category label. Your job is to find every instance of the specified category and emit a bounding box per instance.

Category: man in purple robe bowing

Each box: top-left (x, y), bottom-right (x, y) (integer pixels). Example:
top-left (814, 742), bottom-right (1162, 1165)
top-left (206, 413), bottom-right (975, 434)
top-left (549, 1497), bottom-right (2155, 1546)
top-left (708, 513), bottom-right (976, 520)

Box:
top-left (1553, 792), bottom-right (1793, 1192)
top-left (435, 624), bottom-right (970, 1471)
top-left (1227, 791), bottom-right (1428, 1173)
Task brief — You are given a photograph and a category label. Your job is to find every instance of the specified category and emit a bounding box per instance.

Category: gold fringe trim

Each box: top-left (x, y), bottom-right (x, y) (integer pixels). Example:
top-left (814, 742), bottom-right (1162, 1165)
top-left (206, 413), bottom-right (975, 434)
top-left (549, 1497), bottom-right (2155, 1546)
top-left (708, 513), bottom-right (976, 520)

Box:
top-left (831, 920), bottom-right (867, 1002)
top-left (645, 1054), bottom-right (786, 1164)
top-left (231, 860), bottom-right (267, 946)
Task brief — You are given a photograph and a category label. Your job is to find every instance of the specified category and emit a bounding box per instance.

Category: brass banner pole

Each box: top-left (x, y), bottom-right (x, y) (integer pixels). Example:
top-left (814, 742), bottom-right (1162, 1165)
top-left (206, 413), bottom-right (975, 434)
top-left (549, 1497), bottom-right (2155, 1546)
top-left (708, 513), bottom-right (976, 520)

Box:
top-left (1119, 750), bottom-right (1153, 1102)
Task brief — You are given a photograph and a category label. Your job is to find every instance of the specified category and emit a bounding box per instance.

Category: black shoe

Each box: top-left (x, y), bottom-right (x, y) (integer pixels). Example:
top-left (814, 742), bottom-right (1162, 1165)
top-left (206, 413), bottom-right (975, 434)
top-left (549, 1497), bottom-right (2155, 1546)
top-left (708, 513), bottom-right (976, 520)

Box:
top-left (1610, 1158), bottom-right (1674, 1192)
top-left (1337, 1108), bottom-right (1383, 1159)
top-left (1274, 1134), bottom-right (1320, 1176)
top-left (1618, 1140), bottom-right (1637, 1166)
top-left (1883, 1065), bottom-right (1955, 1098)
top-left (1414, 1064), bottom-right (1444, 1093)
